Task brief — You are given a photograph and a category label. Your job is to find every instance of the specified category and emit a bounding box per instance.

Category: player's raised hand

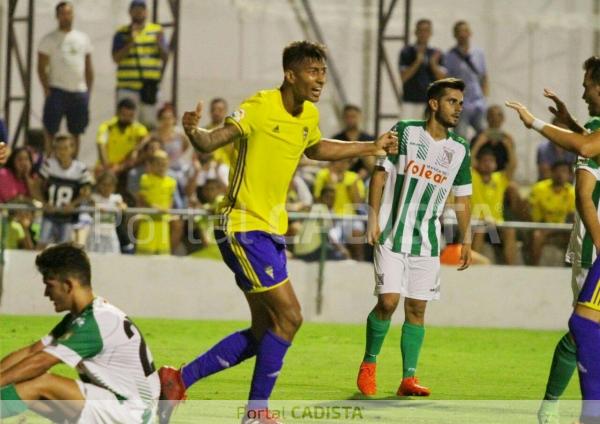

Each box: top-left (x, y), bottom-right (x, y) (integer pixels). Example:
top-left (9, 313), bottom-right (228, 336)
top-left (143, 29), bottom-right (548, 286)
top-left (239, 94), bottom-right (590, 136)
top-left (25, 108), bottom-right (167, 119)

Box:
top-left (0, 142), bottom-right (8, 165)
top-left (182, 102), bottom-right (203, 134)
top-left (374, 131), bottom-right (398, 156)
top-left (543, 88), bottom-right (576, 127)
top-left (505, 100), bottom-right (535, 129)
top-left (457, 243), bottom-right (472, 271)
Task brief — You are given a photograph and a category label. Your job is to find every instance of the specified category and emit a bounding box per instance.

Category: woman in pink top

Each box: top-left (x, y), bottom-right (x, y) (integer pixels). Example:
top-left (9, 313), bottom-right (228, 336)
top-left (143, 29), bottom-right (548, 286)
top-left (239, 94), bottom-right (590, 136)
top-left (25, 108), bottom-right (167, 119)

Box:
top-left (0, 147), bottom-right (42, 203)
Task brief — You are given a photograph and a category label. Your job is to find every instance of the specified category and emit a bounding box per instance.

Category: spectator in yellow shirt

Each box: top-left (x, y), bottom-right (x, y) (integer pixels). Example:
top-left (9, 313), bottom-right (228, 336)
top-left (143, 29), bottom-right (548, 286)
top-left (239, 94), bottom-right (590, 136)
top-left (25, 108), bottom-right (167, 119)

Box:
top-left (96, 98), bottom-right (148, 188)
top-left (313, 159), bottom-right (366, 260)
top-left (528, 161), bottom-right (575, 265)
top-left (135, 150), bottom-right (176, 254)
top-left (471, 137), bottom-right (519, 264)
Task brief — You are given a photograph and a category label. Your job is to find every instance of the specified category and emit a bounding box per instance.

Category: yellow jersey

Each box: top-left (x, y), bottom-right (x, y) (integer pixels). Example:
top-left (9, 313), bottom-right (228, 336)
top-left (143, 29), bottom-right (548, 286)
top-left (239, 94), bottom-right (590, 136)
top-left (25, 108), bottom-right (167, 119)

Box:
top-left (529, 179), bottom-right (575, 223)
top-left (96, 117), bottom-right (148, 165)
top-left (471, 169), bottom-right (509, 223)
top-left (313, 169), bottom-right (365, 215)
top-left (139, 172), bottom-right (176, 216)
top-left (221, 89), bottom-right (322, 234)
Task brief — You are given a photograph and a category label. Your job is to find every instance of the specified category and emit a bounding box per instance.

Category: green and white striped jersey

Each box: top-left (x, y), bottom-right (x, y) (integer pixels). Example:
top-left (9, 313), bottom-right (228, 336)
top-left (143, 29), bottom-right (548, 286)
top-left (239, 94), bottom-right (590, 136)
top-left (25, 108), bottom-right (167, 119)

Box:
top-left (377, 120), bottom-right (472, 256)
top-left (41, 297), bottom-right (160, 423)
top-left (566, 117), bottom-right (600, 269)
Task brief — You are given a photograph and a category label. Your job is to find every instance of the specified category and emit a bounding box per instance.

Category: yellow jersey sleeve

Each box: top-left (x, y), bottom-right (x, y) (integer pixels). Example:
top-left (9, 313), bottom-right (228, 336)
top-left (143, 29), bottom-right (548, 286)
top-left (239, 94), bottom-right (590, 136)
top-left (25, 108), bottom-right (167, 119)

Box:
top-left (135, 123), bottom-right (149, 140)
top-left (225, 93), bottom-right (265, 137)
top-left (306, 120), bottom-right (322, 148)
top-left (96, 119), bottom-right (111, 145)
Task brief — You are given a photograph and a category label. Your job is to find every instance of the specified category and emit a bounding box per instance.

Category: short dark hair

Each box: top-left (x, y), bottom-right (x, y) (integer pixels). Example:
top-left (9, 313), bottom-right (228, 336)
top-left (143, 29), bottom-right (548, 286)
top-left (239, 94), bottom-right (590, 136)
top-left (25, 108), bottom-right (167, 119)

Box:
top-left (282, 41), bottom-right (327, 70)
top-left (5, 147), bottom-right (33, 177)
top-left (427, 78), bottom-right (465, 101)
top-left (416, 19), bottom-right (432, 28)
top-left (117, 98), bottom-right (137, 111)
top-left (343, 104), bottom-right (362, 114)
top-left (583, 56), bottom-right (600, 85)
top-left (36, 243), bottom-right (92, 286)
top-left (54, 134), bottom-right (73, 145)
top-left (453, 20), bottom-right (468, 34)
top-left (210, 98), bottom-right (228, 108)
top-left (476, 146), bottom-right (496, 160)
top-left (55, 1), bottom-right (72, 16)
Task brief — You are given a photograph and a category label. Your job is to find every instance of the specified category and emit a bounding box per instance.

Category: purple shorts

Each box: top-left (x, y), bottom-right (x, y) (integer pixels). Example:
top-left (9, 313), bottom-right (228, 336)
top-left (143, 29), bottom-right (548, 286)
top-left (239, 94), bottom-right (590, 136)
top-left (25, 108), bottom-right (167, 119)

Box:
top-left (214, 230), bottom-right (289, 293)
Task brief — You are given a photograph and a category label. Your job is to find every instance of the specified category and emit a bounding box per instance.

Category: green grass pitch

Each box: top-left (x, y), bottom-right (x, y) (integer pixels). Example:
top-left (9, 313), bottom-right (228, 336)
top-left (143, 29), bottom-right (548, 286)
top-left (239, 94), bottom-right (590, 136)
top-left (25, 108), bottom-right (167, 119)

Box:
top-left (0, 315), bottom-right (583, 423)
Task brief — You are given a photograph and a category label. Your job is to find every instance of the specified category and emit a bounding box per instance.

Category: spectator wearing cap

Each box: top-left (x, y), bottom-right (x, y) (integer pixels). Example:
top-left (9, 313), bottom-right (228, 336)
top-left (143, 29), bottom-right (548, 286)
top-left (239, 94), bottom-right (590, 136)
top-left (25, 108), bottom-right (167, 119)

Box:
top-left (112, 0), bottom-right (168, 129)
top-left (37, 1), bottom-right (93, 157)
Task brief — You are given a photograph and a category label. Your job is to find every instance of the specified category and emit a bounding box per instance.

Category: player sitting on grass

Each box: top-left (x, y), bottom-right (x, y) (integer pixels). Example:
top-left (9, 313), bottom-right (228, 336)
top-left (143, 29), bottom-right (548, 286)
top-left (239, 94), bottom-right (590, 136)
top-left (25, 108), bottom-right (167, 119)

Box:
top-left (0, 243), bottom-right (160, 423)
top-left (357, 78), bottom-right (472, 398)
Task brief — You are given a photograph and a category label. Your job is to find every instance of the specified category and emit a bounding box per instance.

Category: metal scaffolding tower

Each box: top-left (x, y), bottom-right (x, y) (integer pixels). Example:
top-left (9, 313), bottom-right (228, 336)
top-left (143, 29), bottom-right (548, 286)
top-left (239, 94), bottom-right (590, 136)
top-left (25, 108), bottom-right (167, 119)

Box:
top-left (4, 0), bottom-right (34, 146)
top-left (152, 0), bottom-right (181, 112)
top-left (374, 0), bottom-right (411, 135)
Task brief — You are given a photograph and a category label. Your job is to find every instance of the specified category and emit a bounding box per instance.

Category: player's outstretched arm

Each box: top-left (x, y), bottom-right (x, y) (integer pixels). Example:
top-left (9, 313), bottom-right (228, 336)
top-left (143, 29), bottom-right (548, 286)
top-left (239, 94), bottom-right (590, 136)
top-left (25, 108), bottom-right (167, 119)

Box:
top-left (182, 102), bottom-right (241, 153)
top-left (0, 347), bottom-right (59, 386)
top-left (454, 195), bottom-right (472, 271)
top-left (304, 131), bottom-right (398, 161)
top-left (505, 100), bottom-right (600, 157)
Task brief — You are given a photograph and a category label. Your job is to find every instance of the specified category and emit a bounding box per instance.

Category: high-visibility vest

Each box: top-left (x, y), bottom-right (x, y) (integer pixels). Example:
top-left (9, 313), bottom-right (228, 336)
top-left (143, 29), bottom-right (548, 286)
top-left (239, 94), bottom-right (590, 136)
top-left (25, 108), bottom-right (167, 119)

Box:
top-left (115, 22), bottom-right (163, 90)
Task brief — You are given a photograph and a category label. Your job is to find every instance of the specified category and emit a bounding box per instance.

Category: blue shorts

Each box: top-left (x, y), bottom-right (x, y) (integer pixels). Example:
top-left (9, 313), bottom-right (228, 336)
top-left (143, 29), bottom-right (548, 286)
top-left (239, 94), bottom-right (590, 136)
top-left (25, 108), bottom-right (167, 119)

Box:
top-left (578, 256), bottom-right (600, 312)
top-left (43, 87), bottom-right (89, 135)
top-left (214, 230), bottom-right (289, 293)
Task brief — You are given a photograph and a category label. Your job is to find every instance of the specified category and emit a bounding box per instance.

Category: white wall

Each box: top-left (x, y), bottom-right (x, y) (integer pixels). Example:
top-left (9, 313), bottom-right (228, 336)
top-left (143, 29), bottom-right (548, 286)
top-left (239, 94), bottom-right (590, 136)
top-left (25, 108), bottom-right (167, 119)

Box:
top-left (1, 0), bottom-right (597, 182)
top-left (1, 250), bottom-right (574, 330)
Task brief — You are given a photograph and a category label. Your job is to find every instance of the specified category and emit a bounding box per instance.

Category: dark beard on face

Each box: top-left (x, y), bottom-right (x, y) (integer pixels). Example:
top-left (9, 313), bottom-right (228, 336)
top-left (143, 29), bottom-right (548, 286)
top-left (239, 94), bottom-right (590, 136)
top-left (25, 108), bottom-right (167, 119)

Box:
top-left (117, 121), bottom-right (131, 130)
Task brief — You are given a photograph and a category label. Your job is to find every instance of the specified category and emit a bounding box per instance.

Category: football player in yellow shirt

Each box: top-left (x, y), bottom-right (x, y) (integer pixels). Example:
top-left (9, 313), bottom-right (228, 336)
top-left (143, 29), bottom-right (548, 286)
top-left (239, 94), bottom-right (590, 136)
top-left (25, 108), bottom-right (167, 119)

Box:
top-left (158, 41), bottom-right (397, 424)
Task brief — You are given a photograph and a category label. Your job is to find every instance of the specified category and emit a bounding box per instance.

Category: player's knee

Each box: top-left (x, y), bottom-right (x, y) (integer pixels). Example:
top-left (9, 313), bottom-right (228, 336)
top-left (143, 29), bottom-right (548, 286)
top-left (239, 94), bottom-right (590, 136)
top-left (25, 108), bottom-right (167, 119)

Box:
top-left (376, 295), bottom-right (399, 317)
top-left (285, 307), bottom-right (303, 331)
top-left (405, 301), bottom-right (426, 323)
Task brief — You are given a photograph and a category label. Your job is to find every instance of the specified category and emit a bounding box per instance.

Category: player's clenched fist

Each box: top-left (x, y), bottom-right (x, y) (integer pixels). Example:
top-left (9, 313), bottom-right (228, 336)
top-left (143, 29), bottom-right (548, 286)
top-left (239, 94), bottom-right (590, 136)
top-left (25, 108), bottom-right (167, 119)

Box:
top-left (374, 130), bottom-right (399, 156)
top-left (182, 102), bottom-right (203, 134)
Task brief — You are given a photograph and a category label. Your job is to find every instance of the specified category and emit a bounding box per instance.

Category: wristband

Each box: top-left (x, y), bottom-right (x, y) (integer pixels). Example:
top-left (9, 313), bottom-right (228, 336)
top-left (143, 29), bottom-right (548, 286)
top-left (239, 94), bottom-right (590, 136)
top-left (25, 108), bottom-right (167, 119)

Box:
top-left (531, 118), bottom-right (547, 132)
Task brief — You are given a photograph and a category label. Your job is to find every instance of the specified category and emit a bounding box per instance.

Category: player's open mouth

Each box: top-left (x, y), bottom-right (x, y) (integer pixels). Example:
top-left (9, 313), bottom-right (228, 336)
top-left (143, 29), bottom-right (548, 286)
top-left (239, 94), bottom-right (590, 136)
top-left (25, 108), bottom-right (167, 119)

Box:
top-left (312, 88), bottom-right (322, 96)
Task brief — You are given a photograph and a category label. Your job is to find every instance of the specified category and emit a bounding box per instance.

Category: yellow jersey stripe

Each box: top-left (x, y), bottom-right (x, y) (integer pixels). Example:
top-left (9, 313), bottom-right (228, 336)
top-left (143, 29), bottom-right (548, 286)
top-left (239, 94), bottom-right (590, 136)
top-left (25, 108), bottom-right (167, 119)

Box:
top-left (592, 278), bottom-right (600, 305)
top-left (230, 236), bottom-right (262, 289)
top-left (249, 278), bottom-right (290, 293)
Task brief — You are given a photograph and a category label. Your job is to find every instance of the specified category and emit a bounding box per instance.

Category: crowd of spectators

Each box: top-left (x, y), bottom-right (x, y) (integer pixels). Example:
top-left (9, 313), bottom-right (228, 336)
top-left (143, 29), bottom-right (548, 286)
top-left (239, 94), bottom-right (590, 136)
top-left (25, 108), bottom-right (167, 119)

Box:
top-left (0, 5), bottom-right (581, 266)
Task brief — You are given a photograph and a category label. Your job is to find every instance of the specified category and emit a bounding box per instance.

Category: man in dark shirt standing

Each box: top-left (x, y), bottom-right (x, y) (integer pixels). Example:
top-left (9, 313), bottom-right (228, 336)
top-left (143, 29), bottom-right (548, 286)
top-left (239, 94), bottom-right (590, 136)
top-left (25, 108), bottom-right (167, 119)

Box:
top-left (332, 104), bottom-right (375, 178)
top-left (399, 19), bottom-right (446, 120)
